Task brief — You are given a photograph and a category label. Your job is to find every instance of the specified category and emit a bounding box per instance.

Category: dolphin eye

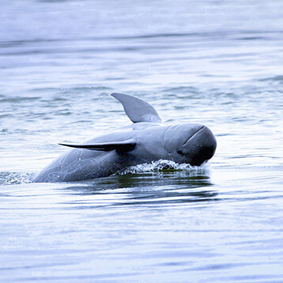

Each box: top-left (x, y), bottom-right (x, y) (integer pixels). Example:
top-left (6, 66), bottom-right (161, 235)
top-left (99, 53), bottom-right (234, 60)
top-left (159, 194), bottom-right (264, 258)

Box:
top-left (177, 149), bottom-right (185, 156)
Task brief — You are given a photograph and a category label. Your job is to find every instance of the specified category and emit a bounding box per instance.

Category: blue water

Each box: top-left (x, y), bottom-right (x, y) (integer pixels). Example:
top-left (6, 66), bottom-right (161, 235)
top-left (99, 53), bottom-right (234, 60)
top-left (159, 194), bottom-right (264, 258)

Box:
top-left (1, 0), bottom-right (283, 282)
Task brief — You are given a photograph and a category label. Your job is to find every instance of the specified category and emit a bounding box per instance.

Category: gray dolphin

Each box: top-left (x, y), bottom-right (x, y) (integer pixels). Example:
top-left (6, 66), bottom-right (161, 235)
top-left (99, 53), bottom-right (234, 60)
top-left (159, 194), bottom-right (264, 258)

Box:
top-left (33, 93), bottom-right (217, 183)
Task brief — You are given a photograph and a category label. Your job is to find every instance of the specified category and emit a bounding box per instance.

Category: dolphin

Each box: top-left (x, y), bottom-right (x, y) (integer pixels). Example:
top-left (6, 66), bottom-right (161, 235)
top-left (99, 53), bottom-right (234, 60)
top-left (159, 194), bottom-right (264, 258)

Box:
top-left (33, 93), bottom-right (217, 183)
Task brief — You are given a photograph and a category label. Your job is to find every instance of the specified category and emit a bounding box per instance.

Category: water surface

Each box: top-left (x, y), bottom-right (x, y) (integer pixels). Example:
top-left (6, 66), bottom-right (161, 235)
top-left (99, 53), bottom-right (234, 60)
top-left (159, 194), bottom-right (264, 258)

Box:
top-left (1, 0), bottom-right (283, 282)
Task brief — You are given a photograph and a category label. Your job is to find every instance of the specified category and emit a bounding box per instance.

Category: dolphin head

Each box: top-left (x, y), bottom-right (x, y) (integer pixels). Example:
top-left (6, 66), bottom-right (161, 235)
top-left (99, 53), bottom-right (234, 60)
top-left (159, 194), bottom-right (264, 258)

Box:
top-left (163, 123), bottom-right (217, 166)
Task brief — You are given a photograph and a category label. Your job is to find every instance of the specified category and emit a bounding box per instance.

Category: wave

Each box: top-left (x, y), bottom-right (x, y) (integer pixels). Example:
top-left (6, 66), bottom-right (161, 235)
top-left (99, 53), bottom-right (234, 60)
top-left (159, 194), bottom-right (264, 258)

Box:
top-left (0, 161), bottom-right (209, 186)
top-left (118, 160), bottom-right (209, 175)
top-left (0, 172), bottom-right (34, 185)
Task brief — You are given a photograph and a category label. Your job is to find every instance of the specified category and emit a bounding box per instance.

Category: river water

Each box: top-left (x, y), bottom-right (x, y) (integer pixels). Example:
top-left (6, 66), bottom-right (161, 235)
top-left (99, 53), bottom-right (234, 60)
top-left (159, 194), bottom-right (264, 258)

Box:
top-left (1, 0), bottom-right (283, 282)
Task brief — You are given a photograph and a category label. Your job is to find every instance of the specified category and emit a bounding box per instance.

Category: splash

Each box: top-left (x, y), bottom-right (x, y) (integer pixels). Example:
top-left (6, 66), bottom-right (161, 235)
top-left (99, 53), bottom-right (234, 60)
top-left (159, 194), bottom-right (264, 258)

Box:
top-left (0, 172), bottom-right (34, 185)
top-left (0, 161), bottom-right (210, 185)
top-left (119, 160), bottom-right (210, 175)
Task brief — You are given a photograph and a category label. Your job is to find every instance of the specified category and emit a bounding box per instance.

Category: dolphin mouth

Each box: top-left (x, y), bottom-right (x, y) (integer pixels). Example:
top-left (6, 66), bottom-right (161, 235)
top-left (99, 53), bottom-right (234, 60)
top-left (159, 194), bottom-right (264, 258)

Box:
top-left (183, 125), bottom-right (206, 146)
top-left (183, 125), bottom-right (217, 166)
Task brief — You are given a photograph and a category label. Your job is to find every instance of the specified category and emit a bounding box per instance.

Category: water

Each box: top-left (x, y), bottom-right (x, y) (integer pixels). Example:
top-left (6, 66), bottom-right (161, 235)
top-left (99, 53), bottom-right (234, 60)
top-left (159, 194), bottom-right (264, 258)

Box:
top-left (1, 0), bottom-right (283, 282)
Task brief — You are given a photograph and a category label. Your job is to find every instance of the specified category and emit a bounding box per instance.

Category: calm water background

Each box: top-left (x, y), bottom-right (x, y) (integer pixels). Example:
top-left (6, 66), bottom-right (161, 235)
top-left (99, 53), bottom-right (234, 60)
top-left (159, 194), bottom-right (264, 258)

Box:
top-left (1, 0), bottom-right (283, 282)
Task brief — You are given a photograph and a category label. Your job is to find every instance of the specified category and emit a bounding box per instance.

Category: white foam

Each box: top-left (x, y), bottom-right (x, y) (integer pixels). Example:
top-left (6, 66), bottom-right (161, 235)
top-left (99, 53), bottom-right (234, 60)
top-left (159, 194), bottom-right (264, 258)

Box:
top-left (119, 160), bottom-right (210, 175)
top-left (0, 172), bottom-right (34, 185)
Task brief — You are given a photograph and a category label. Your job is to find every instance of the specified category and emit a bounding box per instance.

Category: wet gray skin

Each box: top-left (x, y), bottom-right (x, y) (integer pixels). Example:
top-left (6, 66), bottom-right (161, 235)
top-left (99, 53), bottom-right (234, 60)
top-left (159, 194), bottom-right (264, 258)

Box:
top-left (33, 93), bottom-right (217, 183)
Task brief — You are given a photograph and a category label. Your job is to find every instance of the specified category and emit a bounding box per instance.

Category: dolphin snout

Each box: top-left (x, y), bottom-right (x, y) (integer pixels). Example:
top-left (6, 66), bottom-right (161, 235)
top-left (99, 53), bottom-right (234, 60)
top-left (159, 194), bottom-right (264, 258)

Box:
top-left (183, 126), bottom-right (217, 166)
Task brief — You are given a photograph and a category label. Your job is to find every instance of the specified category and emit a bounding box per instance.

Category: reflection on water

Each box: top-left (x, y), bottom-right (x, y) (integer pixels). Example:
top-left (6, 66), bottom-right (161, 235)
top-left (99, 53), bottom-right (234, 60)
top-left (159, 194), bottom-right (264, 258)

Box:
top-left (63, 170), bottom-right (217, 207)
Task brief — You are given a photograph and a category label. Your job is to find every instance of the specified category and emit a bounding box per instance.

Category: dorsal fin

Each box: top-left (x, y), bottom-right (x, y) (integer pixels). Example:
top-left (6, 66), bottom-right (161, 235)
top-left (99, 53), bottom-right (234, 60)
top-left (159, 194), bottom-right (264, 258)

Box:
top-left (111, 93), bottom-right (162, 123)
top-left (59, 139), bottom-right (136, 153)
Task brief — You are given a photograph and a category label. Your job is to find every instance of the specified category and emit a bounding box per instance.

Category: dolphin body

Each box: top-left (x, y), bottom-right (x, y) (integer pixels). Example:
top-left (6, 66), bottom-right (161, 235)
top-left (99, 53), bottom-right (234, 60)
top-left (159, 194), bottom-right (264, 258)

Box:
top-left (33, 93), bottom-right (217, 183)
